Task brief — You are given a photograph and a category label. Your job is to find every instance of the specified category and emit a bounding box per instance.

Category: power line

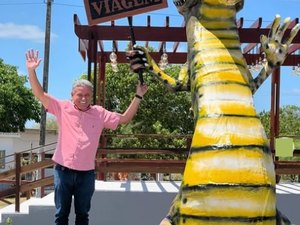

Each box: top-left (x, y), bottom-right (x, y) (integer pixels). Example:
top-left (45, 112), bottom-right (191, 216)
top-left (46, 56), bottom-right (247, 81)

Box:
top-left (0, 2), bottom-right (43, 5)
top-left (53, 2), bottom-right (83, 7)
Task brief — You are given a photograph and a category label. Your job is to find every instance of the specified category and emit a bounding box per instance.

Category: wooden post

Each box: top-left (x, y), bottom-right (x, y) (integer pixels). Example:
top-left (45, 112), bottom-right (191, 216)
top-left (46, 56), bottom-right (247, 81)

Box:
top-left (97, 135), bottom-right (107, 180)
top-left (270, 67), bottom-right (281, 182)
top-left (15, 153), bottom-right (21, 212)
top-left (270, 68), bottom-right (281, 155)
top-left (41, 151), bottom-right (45, 197)
top-left (97, 54), bottom-right (107, 106)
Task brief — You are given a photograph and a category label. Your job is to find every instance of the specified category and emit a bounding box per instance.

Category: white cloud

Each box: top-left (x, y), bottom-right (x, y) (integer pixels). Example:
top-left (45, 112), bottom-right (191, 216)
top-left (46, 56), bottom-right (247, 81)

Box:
top-left (0, 22), bottom-right (57, 43)
top-left (282, 88), bottom-right (300, 96)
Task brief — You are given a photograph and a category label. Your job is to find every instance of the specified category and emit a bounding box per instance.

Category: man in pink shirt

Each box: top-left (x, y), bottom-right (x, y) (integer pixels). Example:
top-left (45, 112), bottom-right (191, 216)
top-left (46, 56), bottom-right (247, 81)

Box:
top-left (25, 49), bottom-right (148, 225)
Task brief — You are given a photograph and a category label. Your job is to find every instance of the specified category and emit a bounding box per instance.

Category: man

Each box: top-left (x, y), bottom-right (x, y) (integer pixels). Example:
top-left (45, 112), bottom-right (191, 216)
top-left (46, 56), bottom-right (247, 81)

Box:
top-left (25, 49), bottom-right (148, 225)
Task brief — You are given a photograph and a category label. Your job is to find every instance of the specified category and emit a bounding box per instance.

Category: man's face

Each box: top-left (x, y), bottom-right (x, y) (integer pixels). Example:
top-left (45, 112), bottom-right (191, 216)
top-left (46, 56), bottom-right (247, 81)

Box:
top-left (71, 86), bottom-right (92, 110)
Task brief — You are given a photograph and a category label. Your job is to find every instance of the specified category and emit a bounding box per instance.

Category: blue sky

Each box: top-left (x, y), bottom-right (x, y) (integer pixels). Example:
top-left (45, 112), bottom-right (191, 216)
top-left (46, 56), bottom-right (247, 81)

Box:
top-left (0, 0), bottom-right (300, 128)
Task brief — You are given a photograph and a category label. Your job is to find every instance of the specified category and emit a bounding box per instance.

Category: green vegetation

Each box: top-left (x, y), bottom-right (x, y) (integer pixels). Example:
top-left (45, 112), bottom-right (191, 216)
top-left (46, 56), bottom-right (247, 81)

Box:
top-left (0, 59), bottom-right (40, 132)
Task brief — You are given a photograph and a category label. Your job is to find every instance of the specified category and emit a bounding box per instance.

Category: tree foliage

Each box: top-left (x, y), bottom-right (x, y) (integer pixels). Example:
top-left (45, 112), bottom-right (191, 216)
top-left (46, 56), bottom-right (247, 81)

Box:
top-left (0, 59), bottom-right (40, 132)
top-left (258, 105), bottom-right (300, 136)
top-left (259, 106), bottom-right (300, 182)
top-left (32, 115), bottom-right (58, 130)
top-left (104, 63), bottom-right (194, 135)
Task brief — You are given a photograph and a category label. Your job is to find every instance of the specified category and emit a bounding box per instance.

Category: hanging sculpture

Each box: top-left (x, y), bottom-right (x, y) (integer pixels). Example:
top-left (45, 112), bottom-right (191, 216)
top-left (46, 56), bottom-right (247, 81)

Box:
top-left (127, 0), bottom-right (300, 224)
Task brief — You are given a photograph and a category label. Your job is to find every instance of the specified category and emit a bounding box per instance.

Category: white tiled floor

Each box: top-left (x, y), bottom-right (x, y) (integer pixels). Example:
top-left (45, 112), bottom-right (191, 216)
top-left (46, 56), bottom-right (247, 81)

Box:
top-left (95, 180), bottom-right (300, 194)
top-left (276, 182), bottom-right (300, 194)
top-left (95, 180), bottom-right (181, 193)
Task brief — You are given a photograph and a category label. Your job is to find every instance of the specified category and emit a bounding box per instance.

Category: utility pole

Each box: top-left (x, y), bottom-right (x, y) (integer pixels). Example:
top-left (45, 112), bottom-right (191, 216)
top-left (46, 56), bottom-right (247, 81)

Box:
top-left (39, 0), bottom-right (52, 146)
top-left (37, 0), bottom-right (53, 197)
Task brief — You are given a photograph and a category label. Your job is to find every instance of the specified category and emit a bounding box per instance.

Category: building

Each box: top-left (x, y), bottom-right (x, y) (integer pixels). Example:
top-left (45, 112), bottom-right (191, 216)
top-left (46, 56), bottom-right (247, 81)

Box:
top-left (0, 129), bottom-right (58, 172)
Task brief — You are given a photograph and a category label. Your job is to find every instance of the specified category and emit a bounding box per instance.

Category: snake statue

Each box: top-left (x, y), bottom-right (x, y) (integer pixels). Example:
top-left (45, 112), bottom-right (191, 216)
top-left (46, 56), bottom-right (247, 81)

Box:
top-left (127, 0), bottom-right (300, 224)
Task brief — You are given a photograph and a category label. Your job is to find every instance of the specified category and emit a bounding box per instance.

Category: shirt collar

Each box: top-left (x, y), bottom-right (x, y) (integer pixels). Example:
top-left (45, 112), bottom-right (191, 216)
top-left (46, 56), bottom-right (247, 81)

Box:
top-left (73, 104), bottom-right (91, 112)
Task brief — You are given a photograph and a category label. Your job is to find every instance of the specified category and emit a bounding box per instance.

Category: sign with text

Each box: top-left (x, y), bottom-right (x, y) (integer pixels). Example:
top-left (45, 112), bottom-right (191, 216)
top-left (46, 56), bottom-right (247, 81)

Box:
top-left (84, 0), bottom-right (168, 26)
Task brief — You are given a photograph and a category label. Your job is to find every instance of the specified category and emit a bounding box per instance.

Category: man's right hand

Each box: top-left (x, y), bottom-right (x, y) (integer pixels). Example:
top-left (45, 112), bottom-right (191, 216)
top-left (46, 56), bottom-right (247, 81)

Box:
top-left (25, 49), bottom-right (42, 70)
top-left (25, 49), bottom-right (50, 109)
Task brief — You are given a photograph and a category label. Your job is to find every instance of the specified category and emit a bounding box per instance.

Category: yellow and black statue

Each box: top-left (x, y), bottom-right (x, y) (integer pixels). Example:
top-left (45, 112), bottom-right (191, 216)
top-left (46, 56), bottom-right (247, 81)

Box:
top-left (127, 1), bottom-right (299, 224)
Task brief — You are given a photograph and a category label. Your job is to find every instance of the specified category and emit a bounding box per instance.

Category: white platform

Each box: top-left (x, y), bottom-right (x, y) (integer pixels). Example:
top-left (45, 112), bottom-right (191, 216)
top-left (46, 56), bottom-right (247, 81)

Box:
top-left (0, 181), bottom-right (299, 225)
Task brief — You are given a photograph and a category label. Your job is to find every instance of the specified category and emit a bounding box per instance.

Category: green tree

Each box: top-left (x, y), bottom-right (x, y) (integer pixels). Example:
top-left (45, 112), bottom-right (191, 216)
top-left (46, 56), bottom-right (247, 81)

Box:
top-left (279, 105), bottom-right (300, 135)
top-left (258, 110), bottom-right (271, 137)
top-left (259, 105), bottom-right (300, 136)
top-left (259, 105), bottom-right (300, 182)
top-left (32, 115), bottom-right (58, 130)
top-left (104, 63), bottom-right (194, 135)
top-left (0, 59), bottom-right (40, 132)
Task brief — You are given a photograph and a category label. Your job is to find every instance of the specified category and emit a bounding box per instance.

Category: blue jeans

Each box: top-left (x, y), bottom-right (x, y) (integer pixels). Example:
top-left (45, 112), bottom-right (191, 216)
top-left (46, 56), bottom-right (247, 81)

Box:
top-left (54, 164), bottom-right (95, 225)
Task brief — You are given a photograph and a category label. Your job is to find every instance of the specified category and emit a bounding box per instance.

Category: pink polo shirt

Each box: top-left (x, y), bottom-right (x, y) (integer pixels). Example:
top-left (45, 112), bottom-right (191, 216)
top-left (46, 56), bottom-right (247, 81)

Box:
top-left (47, 95), bottom-right (121, 171)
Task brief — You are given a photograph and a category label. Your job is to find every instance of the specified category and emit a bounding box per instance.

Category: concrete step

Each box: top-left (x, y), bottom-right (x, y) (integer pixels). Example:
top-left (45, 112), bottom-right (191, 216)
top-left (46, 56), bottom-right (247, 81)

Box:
top-left (0, 180), bottom-right (180, 225)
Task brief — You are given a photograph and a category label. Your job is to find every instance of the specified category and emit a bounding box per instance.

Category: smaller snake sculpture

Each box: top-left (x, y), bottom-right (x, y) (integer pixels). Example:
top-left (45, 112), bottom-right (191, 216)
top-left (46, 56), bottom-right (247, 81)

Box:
top-left (127, 1), bottom-right (300, 225)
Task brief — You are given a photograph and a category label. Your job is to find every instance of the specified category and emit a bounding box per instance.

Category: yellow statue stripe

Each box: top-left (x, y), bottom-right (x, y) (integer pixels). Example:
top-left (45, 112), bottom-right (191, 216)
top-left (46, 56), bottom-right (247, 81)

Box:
top-left (196, 70), bottom-right (249, 84)
top-left (184, 149), bottom-right (275, 185)
top-left (194, 50), bottom-right (245, 65)
top-left (198, 83), bottom-right (252, 100)
top-left (181, 188), bottom-right (276, 217)
top-left (201, 5), bottom-right (235, 18)
top-left (199, 102), bottom-right (257, 117)
top-left (193, 117), bottom-right (267, 146)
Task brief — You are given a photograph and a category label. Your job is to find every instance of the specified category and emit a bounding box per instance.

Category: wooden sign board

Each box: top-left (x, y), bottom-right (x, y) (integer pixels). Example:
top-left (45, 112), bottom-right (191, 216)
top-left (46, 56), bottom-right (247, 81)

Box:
top-left (84, 0), bottom-right (168, 26)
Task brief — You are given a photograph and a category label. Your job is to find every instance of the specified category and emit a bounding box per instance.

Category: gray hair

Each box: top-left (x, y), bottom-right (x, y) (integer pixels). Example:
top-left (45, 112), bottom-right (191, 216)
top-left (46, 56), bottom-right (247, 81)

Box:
top-left (71, 79), bottom-right (93, 94)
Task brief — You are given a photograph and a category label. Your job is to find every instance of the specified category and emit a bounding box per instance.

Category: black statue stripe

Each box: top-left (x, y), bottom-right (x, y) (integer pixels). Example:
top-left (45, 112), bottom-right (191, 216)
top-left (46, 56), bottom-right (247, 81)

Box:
top-left (189, 144), bottom-right (271, 154)
top-left (181, 183), bottom-right (275, 192)
top-left (180, 214), bottom-right (276, 223)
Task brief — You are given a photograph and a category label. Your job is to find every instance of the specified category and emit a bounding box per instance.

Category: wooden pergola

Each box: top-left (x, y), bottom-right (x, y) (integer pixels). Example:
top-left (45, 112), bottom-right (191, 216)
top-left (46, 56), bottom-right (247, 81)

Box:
top-left (73, 16), bottom-right (300, 97)
top-left (73, 14), bottom-right (300, 175)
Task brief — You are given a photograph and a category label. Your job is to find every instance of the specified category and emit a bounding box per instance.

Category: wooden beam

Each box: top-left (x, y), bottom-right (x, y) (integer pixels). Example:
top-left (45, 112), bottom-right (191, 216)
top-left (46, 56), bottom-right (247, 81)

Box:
top-left (288, 18), bottom-right (299, 29)
top-left (145, 15), bottom-right (151, 48)
top-left (74, 15), bottom-right (88, 60)
top-left (0, 169), bottom-right (16, 180)
top-left (236, 17), bottom-right (244, 29)
top-left (96, 159), bottom-right (186, 174)
top-left (250, 17), bottom-right (263, 29)
top-left (20, 176), bottom-right (54, 193)
top-left (74, 25), bottom-right (300, 44)
top-left (288, 44), bottom-right (300, 54)
top-left (173, 20), bottom-right (185, 53)
top-left (112, 40), bottom-right (118, 52)
top-left (95, 51), bottom-right (300, 66)
top-left (20, 159), bottom-right (53, 174)
top-left (99, 148), bottom-right (189, 155)
top-left (98, 40), bottom-right (104, 52)
top-left (158, 16), bottom-right (169, 53)
top-left (275, 161), bottom-right (300, 175)
top-left (242, 17), bottom-right (262, 54)
top-left (79, 39), bottom-right (88, 61)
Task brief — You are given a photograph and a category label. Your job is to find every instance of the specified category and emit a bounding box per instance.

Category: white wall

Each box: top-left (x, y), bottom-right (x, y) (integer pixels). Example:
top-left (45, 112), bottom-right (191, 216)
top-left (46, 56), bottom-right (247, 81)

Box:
top-left (0, 129), bottom-right (57, 172)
